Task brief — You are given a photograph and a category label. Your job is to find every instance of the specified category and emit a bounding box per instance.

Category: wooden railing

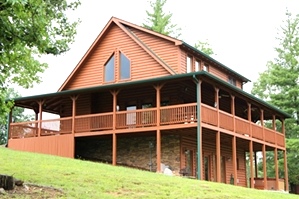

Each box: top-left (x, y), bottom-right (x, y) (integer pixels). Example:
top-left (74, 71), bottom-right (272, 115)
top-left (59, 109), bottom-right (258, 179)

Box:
top-left (116, 108), bottom-right (157, 129)
top-left (75, 113), bottom-right (113, 132)
top-left (160, 103), bottom-right (197, 125)
top-left (201, 104), bottom-right (217, 126)
top-left (9, 103), bottom-right (285, 148)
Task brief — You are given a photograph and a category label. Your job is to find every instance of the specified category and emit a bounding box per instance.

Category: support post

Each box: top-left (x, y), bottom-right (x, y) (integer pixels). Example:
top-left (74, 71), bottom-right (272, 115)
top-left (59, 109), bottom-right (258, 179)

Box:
top-left (254, 151), bottom-right (258, 178)
top-left (111, 90), bottom-right (119, 166)
top-left (216, 131), bottom-right (221, 183)
top-left (71, 96), bottom-right (78, 135)
top-left (232, 136), bottom-right (237, 185)
top-left (193, 76), bottom-right (202, 180)
top-left (247, 103), bottom-right (252, 137)
top-left (261, 109), bottom-right (264, 141)
top-left (37, 100), bottom-right (44, 137)
top-left (274, 148), bottom-right (279, 190)
top-left (154, 84), bottom-right (163, 172)
top-left (231, 95), bottom-right (235, 132)
top-left (249, 140), bottom-right (254, 188)
top-left (262, 144), bottom-right (267, 189)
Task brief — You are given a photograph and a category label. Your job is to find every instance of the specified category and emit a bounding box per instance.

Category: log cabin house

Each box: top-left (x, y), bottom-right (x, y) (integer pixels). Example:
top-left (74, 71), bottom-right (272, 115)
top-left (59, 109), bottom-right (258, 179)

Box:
top-left (7, 17), bottom-right (289, 191)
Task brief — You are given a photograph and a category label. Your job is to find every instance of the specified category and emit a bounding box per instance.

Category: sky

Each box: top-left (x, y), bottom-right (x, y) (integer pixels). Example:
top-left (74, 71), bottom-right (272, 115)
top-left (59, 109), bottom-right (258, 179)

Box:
top-left (17, 0), bottom-right (299, 97)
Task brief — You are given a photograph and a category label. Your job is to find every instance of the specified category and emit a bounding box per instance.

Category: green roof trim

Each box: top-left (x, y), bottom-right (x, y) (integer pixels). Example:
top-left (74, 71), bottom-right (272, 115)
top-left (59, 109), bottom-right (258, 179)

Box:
top-left (10, 71), bottom-right (290, 118)
top-left (182, 42), bottom-right (250, 83)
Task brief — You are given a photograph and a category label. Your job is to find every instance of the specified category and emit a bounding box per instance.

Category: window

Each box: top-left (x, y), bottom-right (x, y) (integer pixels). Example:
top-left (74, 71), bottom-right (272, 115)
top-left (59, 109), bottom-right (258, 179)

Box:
top-left (120, 52), bottom-right (130, 79)
top-left (187, 56), bottom-right (192, 73)
top-left (195, 60), bottom-right (200, 72)
top-left (104, 54), bottom-right (115, 82)
top-left (203, 63), bottom-right (209, 72)
top-left (228, 77), bottom-right (236, 86)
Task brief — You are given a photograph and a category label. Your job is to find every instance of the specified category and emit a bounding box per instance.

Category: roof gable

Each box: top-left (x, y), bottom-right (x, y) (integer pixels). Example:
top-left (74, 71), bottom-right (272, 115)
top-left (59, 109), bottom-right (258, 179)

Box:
top-left (58, 17), bottom-right (182, 91)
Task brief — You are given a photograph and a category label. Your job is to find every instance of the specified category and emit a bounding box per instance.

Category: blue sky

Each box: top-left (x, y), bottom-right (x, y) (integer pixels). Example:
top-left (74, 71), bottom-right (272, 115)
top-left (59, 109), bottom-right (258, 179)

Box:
top-left (18, 0), bottom-right (299, 96)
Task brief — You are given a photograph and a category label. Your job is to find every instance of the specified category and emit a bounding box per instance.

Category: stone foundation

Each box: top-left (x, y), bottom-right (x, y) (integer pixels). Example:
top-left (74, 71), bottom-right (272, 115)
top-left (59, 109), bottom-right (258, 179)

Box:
top-left (75, 134), bottom-right (180, 174)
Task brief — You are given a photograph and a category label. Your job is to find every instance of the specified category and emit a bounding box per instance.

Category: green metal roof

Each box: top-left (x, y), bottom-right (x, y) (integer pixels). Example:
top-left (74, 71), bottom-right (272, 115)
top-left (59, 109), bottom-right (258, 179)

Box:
top-left (10, 71), bottom-right (290, 118)
top-left (182, 42), bottom-right (250, 83)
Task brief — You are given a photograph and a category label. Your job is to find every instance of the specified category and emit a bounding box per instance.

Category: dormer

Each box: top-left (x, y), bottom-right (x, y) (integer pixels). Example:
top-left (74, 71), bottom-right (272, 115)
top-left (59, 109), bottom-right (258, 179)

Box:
top-left (180, 43), bottom-right (250, 89)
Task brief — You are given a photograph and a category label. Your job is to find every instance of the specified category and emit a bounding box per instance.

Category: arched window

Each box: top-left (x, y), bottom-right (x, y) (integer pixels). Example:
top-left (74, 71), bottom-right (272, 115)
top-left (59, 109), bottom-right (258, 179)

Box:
top-left (120, 52), bottom-right (130, 79)
top-left (104, 54), bottom-right (115, 82)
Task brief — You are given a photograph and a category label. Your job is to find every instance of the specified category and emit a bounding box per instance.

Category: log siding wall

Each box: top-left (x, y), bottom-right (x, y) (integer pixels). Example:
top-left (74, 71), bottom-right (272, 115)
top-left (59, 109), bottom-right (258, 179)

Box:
top-left (64, 24), bottom-right (170, 90)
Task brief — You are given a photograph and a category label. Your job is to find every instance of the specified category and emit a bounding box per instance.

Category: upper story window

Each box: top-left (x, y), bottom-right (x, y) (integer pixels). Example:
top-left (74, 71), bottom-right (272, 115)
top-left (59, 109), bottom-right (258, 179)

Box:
top-left (120, 52), bottom-right (130, 80)
top-left (187, 56), bottom-right (192, 73)
top-left (195, 60), bottom-right (200, 72)
top-left (228, 77), bottom-right (236, 86)
top-left (104, 54), bottom-right (115, 82)
top-left (203, 63), bottom-right (209, 72)
top-left (104, 51), bottom-right (131, 83)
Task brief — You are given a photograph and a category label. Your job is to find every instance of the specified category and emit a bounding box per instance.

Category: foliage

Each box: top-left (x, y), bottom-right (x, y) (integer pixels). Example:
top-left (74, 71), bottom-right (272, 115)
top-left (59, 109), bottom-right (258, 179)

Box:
top-left (0, 88), bottom-right (34, 145)
top-left (143, 0), bottom-right (181, 38)
top-left (251, 12), bottom-right (299, 185)
top-left (0, 0), bottom-right (80, 124)
top-left (1, 147), bottom-right (298, 199)
top-left (194, 40), bottom-right (214, 56)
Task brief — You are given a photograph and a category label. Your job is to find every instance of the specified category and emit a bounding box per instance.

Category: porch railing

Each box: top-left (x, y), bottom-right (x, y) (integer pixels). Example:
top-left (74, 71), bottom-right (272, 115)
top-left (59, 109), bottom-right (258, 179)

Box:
top-left (9, 103), bottom-right (285, 147)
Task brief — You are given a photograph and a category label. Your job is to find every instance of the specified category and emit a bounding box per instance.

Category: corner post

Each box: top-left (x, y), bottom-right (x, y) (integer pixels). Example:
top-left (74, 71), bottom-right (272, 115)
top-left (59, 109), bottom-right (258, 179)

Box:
top-left (274, 148), bottom-right (279, 190)
top-left (37, 100), bottom-right (44, 137)
top-left (249, 140), bottom-right (254, 188)
top-left (262, 144), bottom-right (267, 189)
top-left (193, 75), bottom-right (202, 180)
top-left (111, 90), bottom-right (119, 166)
top-left (154, 84), bottom-right (163, 172)
top-left (71, 95), bottom-right (78, 135)
top-left (232, 136), bottom-right (237, 185)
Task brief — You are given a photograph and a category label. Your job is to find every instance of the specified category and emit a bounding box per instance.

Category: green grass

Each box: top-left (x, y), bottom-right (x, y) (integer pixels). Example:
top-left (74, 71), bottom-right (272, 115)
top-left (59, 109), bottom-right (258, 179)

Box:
top-left (0, 147), bottom-right (297, 199)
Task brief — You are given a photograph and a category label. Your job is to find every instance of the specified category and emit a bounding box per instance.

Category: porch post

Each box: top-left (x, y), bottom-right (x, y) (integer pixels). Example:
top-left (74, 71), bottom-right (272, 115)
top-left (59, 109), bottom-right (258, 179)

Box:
top-left (254, 151), bottom-right (258, 178)
top-left (231, 95), bottom-right (235, 132)
top-left (282, 119), bottom-right (289, 192)
top-left (111, 90), bottom-right (119, 166)
top-left (247, 103), bottom-right (252, 137)
top-left (232, 136), bottom-right (237, 185)
top-left (155, 84), bottom-right (162, 173)
top-left (193, 76), bottom-right (202, 180)
top-left (37, 100), bottom-right (44, 137)
top-left (249, 140), bottom-right (254, 188)
top-left (215, 88), bottom-right (219, 126)
top-left (262, 144), bottom-right (268, 189)
top-left (216, 131), bottom-right (221, 183)
top-left (261, 109), bottom-right (264, 141)
top-left (274, 148), bottom-right (279, 190)
top-left (71, 96), bottom-right (78, 135)
top-left (273, 115), bottom-right (277, 144)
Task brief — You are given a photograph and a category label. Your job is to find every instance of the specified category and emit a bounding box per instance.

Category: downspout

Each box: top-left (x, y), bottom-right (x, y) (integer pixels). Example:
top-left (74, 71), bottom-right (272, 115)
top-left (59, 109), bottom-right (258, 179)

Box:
top-left (193, 75), bottom-right (201, 180)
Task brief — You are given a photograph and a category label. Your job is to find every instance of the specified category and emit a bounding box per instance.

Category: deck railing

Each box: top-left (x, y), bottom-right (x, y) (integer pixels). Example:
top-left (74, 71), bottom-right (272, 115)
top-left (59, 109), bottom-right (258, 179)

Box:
top-left (75, 113), bottom-right (113, 132)
top-left (9, 103), bottom-right (285, 147)
top-left (116, 108), bottom-right (157, 129)
top-left (160, 103), bottom-right (197, 125)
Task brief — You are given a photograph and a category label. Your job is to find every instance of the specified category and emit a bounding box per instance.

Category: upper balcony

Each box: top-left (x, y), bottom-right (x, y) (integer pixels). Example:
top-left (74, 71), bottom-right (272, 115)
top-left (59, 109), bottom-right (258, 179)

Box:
top-left (9, 102), bottom-right (285, 149)
top-left (8, 72), bottom-right (288, 150)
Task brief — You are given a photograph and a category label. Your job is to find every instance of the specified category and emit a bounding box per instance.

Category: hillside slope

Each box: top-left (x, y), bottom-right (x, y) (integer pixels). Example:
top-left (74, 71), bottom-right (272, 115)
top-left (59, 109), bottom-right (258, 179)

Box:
top-left (0, 147), bottom-right (296, 199)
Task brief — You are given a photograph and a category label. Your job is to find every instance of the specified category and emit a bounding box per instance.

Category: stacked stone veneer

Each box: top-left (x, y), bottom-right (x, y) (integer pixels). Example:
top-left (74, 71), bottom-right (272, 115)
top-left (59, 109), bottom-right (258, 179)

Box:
top-left (75, 134), bottom-right (180, 174)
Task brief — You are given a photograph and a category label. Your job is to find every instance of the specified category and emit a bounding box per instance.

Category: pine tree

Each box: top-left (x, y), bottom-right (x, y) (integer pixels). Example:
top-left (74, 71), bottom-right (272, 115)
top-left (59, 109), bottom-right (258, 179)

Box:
top-left (252, 12), bottom-right (299, 185)
top-left (143, 0), bottom-right (181, 38)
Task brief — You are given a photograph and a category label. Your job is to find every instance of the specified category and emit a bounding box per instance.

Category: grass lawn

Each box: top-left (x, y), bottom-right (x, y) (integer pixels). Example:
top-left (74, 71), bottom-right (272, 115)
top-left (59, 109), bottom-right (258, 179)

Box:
top-left (0, 147), bottom-right (297, 199)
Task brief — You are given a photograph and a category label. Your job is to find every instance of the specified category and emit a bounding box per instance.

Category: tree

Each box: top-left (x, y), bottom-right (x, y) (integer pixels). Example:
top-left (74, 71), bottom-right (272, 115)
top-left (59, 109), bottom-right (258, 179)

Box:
top-left (0, 0), bottom-right (80, 124)
top-left (0, 88), bottom-right (34, 145)
top-left (251, 12), bottom-right (299, 186)
top-left (143, 0), bottom-right (181, 38)
top-left (194, 40), bottom-right (214, 56)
